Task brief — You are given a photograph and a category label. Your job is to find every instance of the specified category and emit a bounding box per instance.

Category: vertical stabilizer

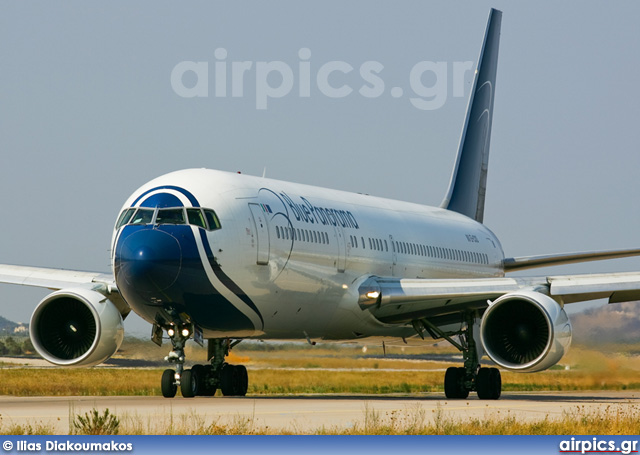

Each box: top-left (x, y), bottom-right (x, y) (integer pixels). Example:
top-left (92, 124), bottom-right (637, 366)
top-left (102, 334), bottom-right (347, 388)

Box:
top-left (440, 9), bottom-right (501, 223)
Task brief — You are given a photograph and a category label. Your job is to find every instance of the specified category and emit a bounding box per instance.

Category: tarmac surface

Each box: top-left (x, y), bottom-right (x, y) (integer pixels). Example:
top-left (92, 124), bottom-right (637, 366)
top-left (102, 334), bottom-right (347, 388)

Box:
top-left (1, 391), bottom-right (638, 433)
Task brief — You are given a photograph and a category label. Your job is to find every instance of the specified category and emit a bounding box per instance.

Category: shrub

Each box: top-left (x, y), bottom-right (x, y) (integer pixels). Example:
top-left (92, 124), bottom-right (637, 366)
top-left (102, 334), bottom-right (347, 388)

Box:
top-left (71, 409), bottom-right (120, 435)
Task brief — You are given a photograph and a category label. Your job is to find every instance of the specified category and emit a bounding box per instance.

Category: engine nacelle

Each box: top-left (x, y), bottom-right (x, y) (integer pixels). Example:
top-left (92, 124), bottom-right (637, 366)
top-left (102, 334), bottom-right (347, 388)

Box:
top-left (30, 288), bottom-right (124, 367)
top-left (480, 290), bottom-right (571, 372)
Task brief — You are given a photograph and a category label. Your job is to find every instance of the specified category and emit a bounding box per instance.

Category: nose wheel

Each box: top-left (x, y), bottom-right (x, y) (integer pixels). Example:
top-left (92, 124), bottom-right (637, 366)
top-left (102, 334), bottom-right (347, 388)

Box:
top-left (161, 368), bottom-right (178, 398)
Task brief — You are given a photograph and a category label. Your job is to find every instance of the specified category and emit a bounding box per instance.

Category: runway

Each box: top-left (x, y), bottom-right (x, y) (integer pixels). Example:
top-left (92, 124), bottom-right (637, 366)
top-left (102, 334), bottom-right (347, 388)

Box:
top-left (1, 391), bottom-right (638, 433)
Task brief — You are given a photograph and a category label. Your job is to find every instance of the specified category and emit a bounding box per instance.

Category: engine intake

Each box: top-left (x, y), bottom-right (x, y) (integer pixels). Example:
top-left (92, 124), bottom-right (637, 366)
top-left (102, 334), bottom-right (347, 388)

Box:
top-left (30, 288), bottom-right (124, 367)
top-left (480, 290), bottom-right (571, 372)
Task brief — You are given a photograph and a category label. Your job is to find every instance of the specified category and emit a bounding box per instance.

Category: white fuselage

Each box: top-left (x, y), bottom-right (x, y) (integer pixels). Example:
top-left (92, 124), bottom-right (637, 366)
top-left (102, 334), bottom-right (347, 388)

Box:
top-left (111, 169), bottom-right (505, 341)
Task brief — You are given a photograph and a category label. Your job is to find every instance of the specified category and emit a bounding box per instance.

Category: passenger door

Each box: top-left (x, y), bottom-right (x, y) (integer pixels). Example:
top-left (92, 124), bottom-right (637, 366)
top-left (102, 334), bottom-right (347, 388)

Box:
top-left (248, 203), bottom-right (270, 265)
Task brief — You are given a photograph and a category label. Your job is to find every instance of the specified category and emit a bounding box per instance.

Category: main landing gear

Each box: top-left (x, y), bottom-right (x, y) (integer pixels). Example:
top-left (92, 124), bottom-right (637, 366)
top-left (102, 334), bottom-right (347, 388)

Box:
top-left (159, 327), bottom-right (248, 398)
top-left (414, 312), bottom-right (501, 400)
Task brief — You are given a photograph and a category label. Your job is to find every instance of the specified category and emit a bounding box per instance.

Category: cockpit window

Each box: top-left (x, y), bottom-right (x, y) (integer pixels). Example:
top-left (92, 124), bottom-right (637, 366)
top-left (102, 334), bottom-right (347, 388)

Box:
top-left (203, 209), bottom-right (221, 231)
top-left (115, 208), bottom-right (136, 230)
top-left (156, 208), bottom-right (186, 225)
top-left (186, 208), bottom-right (207, 229)
top-left (118, 205), bottom-right (221, 230)
top-left (130, 208), bottom-right (154, 225)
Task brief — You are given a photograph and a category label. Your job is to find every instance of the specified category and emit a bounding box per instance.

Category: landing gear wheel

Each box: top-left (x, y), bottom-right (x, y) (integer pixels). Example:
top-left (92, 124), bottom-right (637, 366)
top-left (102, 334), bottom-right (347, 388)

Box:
top-left (476, 367), bottom-right (501, 400)
top-left (161, 369), bottom-right (177, 398)
top-left (444, 367), bottom-right (469, 399)
top-left (235, 365), bottom-right (248, 396)
top-left (191, 364), bottom-right (207, 397)
top-left (220, 364), bottom-right (235, 396)
top-left (181, 368), bottom-right (198, 398)
top-left (200, 365), bottom-right (217, 396)
top-left (220, 364), bottom-right (248, 396)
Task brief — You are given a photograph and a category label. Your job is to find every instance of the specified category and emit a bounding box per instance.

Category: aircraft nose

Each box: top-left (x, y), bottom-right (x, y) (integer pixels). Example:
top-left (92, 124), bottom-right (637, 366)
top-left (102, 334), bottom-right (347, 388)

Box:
top-left (117, 229), bottom-right (182, 294)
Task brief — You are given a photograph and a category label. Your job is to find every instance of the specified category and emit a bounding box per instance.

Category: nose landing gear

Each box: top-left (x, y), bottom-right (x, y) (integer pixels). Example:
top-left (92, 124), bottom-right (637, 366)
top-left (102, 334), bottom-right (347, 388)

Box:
top-left (160, 326), bottom-right (188, 398)
top-left (160, 330), bottom-right (249, 398)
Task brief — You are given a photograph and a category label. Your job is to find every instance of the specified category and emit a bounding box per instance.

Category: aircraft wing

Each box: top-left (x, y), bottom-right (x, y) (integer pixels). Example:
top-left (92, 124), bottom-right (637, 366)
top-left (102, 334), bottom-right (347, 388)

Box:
top-left (0, 264), bottom-right (129, 318)
top-left (0, 264), bottom-right (116, 290)
top-left (358, 271), bottom-right (640, 324)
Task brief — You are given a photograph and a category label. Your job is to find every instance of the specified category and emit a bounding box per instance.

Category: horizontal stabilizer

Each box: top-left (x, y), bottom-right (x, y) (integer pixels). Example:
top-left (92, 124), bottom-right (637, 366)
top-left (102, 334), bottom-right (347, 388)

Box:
top-left (503, 248), bottom-right (640, 272)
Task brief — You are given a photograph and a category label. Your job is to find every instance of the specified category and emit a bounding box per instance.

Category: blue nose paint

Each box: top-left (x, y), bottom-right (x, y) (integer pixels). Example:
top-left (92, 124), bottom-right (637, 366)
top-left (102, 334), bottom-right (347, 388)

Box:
top-left (119, 229), bottom-right (182, 293)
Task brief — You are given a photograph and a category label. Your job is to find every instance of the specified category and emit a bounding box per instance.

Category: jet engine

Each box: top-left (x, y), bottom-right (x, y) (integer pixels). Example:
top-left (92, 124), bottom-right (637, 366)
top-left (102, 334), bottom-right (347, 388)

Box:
top-left (29, 288), bottom-right (124, 367)
top-left (480, 290), bottom-right (571, 372)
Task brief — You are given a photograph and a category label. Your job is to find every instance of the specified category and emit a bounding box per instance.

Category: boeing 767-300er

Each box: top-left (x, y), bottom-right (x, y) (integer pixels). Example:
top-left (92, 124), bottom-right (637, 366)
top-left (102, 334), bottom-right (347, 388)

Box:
top-left (2, 9), bottom-right (640, 399)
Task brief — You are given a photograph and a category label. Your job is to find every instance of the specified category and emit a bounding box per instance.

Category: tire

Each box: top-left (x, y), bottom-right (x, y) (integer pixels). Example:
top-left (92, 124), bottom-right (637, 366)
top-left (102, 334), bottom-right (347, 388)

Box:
top-left (235, 365), bottom-right (248, 396)
top-left (191, 364), bottom-right (205, 396)
top-left (201, 365), bottom-right (217, 396)
top-left (444, 367), bottom-right (469, 399)
top-left (220, 363), bottom-right (234, 396)
top-left (161, 369), bottom-right (177, 398)
top-left (477, 367), bottom-right (501, 400)
top-left (181, 369), bottom-right (196, 398)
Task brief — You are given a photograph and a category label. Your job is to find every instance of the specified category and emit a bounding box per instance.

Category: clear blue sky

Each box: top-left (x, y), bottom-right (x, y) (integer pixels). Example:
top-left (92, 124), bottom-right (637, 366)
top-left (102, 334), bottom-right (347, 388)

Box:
top-left (1, 1), bottom-right (639, 336)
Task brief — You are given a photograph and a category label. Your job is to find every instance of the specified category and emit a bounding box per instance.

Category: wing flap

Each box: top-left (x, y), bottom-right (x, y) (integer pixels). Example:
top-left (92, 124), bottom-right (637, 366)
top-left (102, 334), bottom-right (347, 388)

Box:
top-left (548, 272), bottom-right (640, 304)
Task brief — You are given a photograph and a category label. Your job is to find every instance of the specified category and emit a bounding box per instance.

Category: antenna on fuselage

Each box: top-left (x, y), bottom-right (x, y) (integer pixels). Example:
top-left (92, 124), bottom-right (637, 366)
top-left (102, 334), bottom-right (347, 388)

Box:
top-left (262, 167), bottom-right (267, 178)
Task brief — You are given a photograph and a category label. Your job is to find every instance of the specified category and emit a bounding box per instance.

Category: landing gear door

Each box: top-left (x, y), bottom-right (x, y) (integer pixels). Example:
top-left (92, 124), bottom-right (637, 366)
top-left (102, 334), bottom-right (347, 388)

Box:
top-left (248, 203), bottom-right (270, 265)
top-left (334, 225), bottom-right (347, 273)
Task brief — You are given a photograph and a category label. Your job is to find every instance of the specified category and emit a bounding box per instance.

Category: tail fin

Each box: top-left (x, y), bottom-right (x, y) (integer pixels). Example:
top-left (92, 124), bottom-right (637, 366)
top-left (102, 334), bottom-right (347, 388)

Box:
top-left (440, 8), bottom-right (502, 224)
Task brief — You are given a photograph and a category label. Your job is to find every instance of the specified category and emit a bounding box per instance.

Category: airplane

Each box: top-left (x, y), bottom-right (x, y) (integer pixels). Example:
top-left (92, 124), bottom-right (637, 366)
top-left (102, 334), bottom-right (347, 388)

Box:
top-left (2, 8), bottom-right (640, 400)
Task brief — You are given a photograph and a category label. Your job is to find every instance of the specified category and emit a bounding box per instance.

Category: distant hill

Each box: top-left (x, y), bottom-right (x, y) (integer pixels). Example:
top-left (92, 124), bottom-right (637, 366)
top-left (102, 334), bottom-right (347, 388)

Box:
top-left (0, 316), bottom-right (28, 336)
top-left (571, 301), bottom-right (640, 345)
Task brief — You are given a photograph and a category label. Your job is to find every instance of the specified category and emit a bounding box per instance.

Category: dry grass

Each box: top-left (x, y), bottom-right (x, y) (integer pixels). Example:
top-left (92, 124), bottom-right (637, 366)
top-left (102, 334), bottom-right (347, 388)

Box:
top-left (0, 369), bottom-right (160, 396)
top-left (3, 404), bottom-right (638, 435)
top-left (326, 403), bottom-right (640, 435)
top-left (1, 365), bottom-right (639, 397)
top-left (2, 342), bottom-right (639, 396)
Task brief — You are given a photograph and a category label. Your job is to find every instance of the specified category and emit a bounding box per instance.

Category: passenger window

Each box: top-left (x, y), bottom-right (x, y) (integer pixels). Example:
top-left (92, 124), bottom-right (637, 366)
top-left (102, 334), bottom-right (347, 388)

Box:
top-left (325, 232), bottom-right (329, 244)
top-left (130, 208), bottom-right (154, 225)
top-left (384, 240), bottom-right (388, 252)
top-left (187, 209), bottom-right (207, 229)
top-left (361, 237), bottom-right (366, 249)
top-left (116, 208), bottom-right (136, 229)
top-left (204, 209), bottom-right (221, 231)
